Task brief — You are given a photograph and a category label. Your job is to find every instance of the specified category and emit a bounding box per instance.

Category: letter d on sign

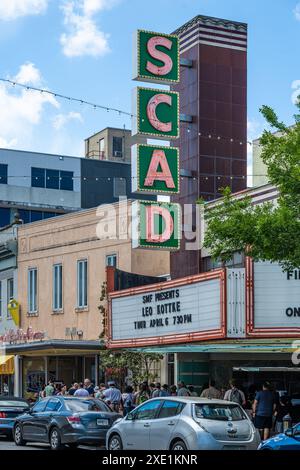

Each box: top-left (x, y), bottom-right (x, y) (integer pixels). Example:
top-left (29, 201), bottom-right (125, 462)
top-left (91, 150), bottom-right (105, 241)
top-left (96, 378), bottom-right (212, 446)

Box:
top-left (131, 200), bottom-right (181, 250)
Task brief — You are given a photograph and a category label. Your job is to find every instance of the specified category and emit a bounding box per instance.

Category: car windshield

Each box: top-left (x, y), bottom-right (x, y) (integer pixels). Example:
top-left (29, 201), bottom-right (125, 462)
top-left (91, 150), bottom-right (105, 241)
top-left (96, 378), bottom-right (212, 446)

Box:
top-left (0, 400), bottom-right (28, 408)
top-left (64, 399), bottom-right (110, 413)
top-left (194, 403), bottom-right (246, 421)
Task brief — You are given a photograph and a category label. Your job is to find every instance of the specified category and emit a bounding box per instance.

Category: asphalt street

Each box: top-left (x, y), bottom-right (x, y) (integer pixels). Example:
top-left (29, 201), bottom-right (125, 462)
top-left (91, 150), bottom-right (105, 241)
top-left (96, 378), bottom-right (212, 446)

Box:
top-left (0, 436), bottom-right (104, 451)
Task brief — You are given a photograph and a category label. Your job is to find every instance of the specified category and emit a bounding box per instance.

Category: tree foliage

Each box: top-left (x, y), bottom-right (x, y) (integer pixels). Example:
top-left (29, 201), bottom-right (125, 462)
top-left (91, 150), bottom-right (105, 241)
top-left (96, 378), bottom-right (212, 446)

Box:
top-left (199, 101), bottom-right (300, 271)
top-left (100, 349), bottom-right (163, 385)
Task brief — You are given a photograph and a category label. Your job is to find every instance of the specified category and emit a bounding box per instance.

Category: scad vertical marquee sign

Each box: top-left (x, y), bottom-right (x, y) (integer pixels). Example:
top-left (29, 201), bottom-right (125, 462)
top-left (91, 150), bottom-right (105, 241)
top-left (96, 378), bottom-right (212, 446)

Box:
top-left (131, 30), bottom-right (181, 250)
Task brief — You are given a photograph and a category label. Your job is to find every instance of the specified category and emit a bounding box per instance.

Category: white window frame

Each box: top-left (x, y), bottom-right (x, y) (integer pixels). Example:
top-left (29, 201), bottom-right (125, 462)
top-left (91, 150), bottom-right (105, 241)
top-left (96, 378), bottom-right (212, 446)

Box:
top-left (53, 264), bottom-right (63, 312)
top-left (28, 268), bottom-right (38, 314)
top-left (77, 259), bottom-right (88, 308)
top-left (106, 254), bottom-right (117, 268)
top-left (7, 278), bottom-right (14, 319)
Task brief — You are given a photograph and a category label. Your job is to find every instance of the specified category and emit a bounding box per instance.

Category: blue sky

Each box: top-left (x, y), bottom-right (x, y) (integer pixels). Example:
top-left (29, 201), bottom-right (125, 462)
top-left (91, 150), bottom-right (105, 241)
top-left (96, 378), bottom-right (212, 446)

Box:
top-left (0, 0), bottom-right (300, 175)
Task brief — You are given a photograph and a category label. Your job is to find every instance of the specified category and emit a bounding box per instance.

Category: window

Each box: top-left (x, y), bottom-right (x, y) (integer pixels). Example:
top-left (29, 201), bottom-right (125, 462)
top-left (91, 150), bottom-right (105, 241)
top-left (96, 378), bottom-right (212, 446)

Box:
top-left (99, 138), bottom-right (105, 159)
top-left (46, 169), bottom-right (59, 189)
top-left (134, 400), bottom-right (161, 420)
top-left (112, 136), bottom-right (123, 157)
top-left (31, 167), bottom-right (45, 188)
top-left (28, 268), bottom-right (38, 313)
top-left (60, 171), bottom-right (73, 191)
top-left (113, 177), bottom-right (126, 197)
top-left (157, 401), bottom-right (185, 419)
top-left (18, 209), bottom-right (30, 224)
top-left (0, 281), bottom-right (2, 319)
top-left (194, 404), bottom-right (247, 421)
top-left (32, 400), bottom-right (47, 413)
top-left (53, 264), bottom-right (63, 311)
top-left (30, 211), bottom-right (44, 222)
top-left (65, 399), bottom-right (110, 413)
top-left (0, 208), bottom-right (10, 227)
top-left (7, 278), bottom-right (14, 318)
top-left (31, 168), bottom-right (73, 191)
top-left (0, 164), bottom-right (8, 184)
top-left (77, 260), bottom-right (87, 308)
top-left (45, 399), bottom-right (61, 412)
top-left (106, 254), bottom-right (117, 267)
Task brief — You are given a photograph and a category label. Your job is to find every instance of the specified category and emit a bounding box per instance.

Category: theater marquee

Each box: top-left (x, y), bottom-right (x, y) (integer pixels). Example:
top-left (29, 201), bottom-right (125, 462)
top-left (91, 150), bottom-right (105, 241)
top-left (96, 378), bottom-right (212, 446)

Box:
top-left (107, 270), bottom-right (226, 348)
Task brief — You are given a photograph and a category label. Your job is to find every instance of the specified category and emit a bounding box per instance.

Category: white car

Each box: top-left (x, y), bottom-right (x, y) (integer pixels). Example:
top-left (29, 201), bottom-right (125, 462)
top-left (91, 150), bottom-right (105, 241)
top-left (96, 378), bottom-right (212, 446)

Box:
top-left (106, 396), bottom-right (261, 450)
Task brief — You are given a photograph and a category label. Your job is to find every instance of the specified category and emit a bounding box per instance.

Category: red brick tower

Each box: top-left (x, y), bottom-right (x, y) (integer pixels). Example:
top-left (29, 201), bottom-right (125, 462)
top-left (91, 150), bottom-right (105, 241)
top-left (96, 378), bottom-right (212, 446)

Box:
top-left (171, 15), bottom-right (247, 279)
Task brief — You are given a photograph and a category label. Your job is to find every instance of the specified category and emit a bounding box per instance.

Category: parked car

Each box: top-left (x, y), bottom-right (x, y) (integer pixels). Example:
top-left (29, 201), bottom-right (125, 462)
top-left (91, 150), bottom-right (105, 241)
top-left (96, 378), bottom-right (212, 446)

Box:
top-left (0, 396), bottom-right (30, 438)
top-left (13, 396), bottom-right (121, 450)
top-left (106, 397), bottom-right (261, 450)
top-left (258, 423), bottom-right (300, 450)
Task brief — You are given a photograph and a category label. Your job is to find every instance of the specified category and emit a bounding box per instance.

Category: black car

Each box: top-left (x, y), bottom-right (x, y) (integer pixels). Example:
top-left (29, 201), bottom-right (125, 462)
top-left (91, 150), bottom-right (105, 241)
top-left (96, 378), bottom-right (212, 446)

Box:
top-left (0, 396), bottom-right (30, 438)
top-left (13, 396), bottom-right (121, 450)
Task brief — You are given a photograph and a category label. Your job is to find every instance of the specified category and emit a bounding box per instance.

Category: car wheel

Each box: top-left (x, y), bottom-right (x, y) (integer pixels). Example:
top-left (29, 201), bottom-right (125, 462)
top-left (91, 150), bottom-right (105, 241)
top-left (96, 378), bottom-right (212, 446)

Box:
top-left (14, 424), bottom-right (26, 446)
top-left (108, 434), bottom-right (123, 450)
top-left (171, 439), bottom-right (187, 451)
top-left (49, 427), bottom-right (64, 450)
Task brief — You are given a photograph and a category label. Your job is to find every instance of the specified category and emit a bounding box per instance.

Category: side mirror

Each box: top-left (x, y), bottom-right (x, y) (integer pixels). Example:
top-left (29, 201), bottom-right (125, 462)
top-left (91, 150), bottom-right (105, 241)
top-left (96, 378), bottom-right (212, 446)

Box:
top-left (285, 428), bottom-right (293, 437)
top-left (126, 412), bottom-right (136, 421)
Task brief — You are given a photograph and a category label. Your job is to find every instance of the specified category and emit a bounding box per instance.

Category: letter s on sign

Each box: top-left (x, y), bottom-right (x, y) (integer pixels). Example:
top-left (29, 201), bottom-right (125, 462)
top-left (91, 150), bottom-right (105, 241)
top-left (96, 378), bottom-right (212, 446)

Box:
top-left (147, 94), bottom-right (172, 133)
top-left (146, 36), bottom-right (173, 76)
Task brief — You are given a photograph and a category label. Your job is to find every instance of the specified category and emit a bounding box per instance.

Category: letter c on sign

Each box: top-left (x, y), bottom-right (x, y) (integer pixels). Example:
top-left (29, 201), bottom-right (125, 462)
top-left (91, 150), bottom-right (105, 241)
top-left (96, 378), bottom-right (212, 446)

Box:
top-left (146, 36), bottom-right (173, 76)
top-left (147, 94), bottom-right (172, 133)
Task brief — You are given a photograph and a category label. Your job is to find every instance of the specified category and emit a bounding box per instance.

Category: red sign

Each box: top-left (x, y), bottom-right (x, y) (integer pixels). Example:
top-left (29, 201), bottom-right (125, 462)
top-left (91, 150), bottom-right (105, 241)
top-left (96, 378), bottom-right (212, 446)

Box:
top-left (0, 327), bottom-right (45, 344)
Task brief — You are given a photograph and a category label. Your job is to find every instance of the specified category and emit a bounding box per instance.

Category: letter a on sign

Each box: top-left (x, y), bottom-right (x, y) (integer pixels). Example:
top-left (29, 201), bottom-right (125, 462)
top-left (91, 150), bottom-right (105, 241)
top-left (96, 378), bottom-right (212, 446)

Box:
top-left (133, 30), bottom-right (179, 84)
top-left (131, 144), bottom-right (179, 195)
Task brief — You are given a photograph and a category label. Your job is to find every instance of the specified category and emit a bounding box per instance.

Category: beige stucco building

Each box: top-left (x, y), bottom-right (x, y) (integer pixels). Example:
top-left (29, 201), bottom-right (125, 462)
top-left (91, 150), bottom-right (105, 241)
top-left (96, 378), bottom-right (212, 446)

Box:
top-left (4, 202), bottom-right (169, 397)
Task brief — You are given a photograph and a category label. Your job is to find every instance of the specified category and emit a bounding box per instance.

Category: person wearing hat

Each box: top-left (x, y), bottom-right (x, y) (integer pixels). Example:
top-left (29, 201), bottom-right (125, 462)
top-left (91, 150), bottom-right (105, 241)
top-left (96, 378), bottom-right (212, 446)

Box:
top-left (102, 381), bottom-right (122, 412)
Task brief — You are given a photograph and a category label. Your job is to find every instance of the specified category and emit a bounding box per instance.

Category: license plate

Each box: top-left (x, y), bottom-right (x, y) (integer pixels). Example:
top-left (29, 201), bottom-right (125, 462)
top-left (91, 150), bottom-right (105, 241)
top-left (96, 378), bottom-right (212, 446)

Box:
top-left (96, 419), bottom-right (109, 426)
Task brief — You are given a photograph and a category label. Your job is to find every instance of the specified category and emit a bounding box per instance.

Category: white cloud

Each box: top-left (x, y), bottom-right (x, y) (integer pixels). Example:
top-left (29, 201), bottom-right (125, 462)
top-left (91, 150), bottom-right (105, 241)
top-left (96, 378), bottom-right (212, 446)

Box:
top-left (0, 63), bottom-right (59, 148)
top-left (294, 3), bottom-right (300, 21)
top-left (53, 111), bottom-right (83, 130)
top-left (0, 0), bottom-right (48, 21)
top-left (60, 0), bottom-right (118, 57)
top-left (14, 62), bottom-right (42, 85)
top-left (0, 137), bottom-right (18, 148)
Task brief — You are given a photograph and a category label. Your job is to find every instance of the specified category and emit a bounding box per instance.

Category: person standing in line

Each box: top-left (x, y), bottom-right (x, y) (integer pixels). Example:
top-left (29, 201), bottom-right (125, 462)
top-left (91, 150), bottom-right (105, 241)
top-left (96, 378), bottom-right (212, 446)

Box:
top-left (151, 383), bottom-right (163, 398)
top-left (252, 382), bottom-right (276, 440)
top-left (68, 382), bottom-right (79, 396)
top-left (161, 384), bottom-right (170, 397)
top-left (200, 380), bottom-right (222, 399)
top-left (44, 380), bottom-right (55, 397)
top-left (74, 382), bottom-right (89, 397)
top-left (177, 381), bottom-right (190, 397)
top-left (84, 378), bottom-right (94, 396)
top-left (188, 385), bottom-right (198, 397)
top-left (135, 383), bottom-right (150, 405)
top-left (274, 395), bottom-right (291, 434)
top-left (102, 381), bottom-right (122, 412)
top-left (122, 385), bottom-right (135, 416)
top-left (224, 379), bottom-right (246, 407)
top-left (170, 385), bottom-right (177, 396)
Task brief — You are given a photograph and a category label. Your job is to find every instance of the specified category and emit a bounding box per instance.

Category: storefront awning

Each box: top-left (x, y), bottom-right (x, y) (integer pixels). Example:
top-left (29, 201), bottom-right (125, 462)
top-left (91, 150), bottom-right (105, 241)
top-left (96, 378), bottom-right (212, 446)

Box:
top-left (233, 367), bottom-right (300, 373)
top-left (0, 355), bottom-right (14, 375)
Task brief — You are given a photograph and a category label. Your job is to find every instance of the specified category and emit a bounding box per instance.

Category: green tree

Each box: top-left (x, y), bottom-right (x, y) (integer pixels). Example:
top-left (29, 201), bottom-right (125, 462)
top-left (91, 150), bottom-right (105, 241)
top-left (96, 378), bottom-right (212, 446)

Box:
top-left (100, 349), bottom-right (163, 385)
top-left (199, 102), bottom-right (300, 271)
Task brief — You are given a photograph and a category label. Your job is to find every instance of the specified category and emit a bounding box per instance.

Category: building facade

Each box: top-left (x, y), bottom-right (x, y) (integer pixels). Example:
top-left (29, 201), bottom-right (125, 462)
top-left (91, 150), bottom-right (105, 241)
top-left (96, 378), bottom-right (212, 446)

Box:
top-left (2, 202), bottom-right (169, 397)
top-left (171, 14), bottom-right (248, 279)
top-left (84, 127), bottom-right (146, 163)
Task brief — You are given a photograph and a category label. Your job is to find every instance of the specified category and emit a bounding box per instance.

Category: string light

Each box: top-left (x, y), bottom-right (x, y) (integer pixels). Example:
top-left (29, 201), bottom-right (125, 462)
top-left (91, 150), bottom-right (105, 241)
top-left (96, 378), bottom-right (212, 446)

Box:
top-left (0, 77), bottom-right (258, 147)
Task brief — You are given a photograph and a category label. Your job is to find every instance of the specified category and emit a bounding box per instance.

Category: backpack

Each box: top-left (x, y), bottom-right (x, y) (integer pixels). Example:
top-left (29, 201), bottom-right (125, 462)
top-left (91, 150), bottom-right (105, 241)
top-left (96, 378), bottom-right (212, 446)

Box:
top-left (230, 388), bottom-right (243, 405)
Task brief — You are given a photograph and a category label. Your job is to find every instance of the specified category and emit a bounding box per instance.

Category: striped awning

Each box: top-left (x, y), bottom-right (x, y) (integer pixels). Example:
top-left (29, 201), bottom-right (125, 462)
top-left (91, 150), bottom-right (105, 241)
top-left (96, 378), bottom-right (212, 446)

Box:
top-left (0, 355), bottom-right (14, 375)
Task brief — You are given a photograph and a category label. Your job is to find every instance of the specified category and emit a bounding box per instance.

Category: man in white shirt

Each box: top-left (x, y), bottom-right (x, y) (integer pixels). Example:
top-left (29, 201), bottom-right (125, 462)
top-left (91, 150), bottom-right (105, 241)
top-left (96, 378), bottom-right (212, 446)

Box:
top-left (74, 382), bottom-right (89, 397)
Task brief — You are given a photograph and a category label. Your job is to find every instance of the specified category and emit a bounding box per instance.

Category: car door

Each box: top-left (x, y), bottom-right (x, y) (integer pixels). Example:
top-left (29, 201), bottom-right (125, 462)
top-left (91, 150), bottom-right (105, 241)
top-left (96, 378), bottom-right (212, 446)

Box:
top-left (37, 398), bottom-right (62, 442)
top-left (149, 400), bottom-right (185, 450)
top-left (280, 424), bottom-right (300, 450)
top-left (22, 399), bottom-right (48, 441)
top-left (122, 400), bottom-right (162, 450)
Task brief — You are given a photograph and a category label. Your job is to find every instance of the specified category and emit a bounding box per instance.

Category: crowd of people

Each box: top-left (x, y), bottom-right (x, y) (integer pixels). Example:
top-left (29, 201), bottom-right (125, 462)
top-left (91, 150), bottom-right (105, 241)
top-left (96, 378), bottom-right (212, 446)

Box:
top-left (37, 377), bottom-right (296, 441)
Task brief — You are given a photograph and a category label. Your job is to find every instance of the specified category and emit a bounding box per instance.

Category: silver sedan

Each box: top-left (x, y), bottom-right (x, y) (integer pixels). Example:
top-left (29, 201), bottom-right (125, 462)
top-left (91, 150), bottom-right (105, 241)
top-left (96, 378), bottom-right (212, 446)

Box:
top-left (106, 397), bottom-right (261, 450)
